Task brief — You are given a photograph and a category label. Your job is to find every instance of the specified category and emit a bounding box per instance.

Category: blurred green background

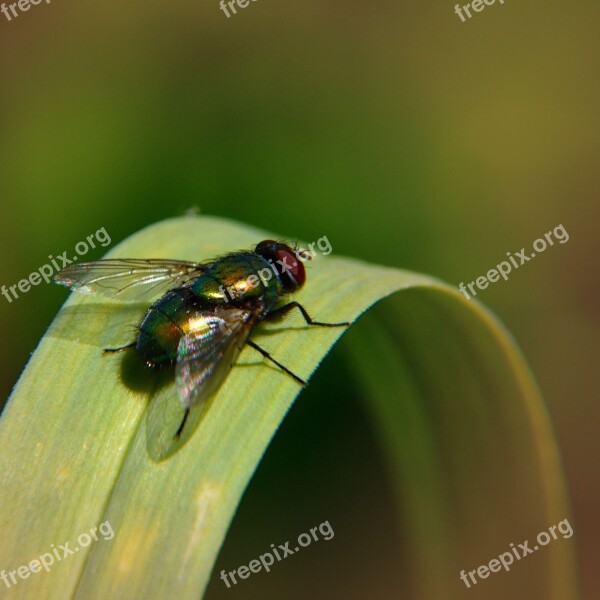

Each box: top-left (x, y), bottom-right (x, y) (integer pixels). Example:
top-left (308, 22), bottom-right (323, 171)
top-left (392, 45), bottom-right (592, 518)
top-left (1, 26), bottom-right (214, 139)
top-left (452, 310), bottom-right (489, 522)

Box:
top-left (0, 0), bottom-right (598, 598)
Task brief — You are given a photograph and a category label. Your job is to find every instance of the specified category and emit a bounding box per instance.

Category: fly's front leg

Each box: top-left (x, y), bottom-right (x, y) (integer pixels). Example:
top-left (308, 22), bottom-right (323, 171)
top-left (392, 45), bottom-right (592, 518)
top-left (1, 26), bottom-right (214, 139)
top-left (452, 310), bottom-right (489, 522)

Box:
top-left (267, 302), bottom-right (349, 328)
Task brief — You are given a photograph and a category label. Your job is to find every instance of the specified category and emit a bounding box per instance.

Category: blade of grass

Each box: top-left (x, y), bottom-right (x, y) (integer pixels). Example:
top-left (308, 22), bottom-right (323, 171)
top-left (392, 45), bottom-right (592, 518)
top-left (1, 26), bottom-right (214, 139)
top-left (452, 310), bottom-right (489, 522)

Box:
top-left (0, 215), bottom-right (576, 599)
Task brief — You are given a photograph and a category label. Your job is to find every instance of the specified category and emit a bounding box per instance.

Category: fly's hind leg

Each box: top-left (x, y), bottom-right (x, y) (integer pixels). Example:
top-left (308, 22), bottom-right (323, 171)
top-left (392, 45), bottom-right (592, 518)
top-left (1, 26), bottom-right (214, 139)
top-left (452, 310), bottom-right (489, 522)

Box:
top-left (103, 342), bottom-right (137, 354)
top-left (175, 408), bottom-right (190, 439)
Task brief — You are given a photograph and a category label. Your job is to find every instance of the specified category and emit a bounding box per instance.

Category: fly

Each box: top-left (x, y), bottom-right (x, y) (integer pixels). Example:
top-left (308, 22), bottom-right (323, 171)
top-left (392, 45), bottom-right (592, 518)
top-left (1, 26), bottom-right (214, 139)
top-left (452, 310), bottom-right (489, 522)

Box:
top-left (55, 240), bottom-right (349, 440)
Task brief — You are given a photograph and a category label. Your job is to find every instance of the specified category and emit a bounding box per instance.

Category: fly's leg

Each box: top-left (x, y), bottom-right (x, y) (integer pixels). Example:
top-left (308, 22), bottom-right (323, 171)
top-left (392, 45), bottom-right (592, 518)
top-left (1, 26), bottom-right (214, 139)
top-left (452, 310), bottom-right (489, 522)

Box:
top-left (175, 408), bottom-right (190, 439)
top-left (104, 343), bottom-right (136, 354)
top-left (103, 342), bottom-right (137, 354)
top-left (247, 340), bottom-right (307, 386)
top-left (251, 302), bottom-right (348, 384)
top-left (267, 301), bottom-right (350, 328)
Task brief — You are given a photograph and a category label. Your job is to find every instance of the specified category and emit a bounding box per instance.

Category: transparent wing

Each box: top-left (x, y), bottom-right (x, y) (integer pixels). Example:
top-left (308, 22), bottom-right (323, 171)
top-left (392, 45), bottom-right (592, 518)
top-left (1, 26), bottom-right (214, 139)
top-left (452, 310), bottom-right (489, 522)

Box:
top-left (175, 307), bottom-right (256, 410)
top-left (54, 258), bottom-right (209, 301)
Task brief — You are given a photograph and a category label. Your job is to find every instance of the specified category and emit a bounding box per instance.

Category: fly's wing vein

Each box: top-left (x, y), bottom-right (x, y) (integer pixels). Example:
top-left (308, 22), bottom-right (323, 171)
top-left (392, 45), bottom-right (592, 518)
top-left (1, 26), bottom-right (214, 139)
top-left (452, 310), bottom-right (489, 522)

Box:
top-left (175, 308), bottom-right (256, 410)
top-left (54, 258), bottom-right (209, 301)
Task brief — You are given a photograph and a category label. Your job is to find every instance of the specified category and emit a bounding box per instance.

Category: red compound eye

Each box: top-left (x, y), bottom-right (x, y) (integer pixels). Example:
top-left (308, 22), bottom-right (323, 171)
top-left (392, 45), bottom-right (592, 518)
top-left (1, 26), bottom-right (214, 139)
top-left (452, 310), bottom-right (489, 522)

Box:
top-left (274, 247), bottom-right (305, 289)
top-left (255, 240), bottom-right (306, 291)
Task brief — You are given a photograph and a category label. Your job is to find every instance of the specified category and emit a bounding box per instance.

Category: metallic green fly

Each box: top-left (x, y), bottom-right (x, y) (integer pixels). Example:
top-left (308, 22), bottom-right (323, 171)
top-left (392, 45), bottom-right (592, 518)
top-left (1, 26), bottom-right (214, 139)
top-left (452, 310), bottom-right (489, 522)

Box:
top-left (55, 240), bottom-right (349, 438)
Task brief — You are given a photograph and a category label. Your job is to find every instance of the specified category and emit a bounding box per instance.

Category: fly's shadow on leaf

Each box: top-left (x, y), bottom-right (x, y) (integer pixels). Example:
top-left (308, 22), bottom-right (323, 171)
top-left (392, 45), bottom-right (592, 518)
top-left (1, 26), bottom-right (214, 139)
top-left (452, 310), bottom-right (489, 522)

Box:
top-left (48, 299), bottom-right (196, 456)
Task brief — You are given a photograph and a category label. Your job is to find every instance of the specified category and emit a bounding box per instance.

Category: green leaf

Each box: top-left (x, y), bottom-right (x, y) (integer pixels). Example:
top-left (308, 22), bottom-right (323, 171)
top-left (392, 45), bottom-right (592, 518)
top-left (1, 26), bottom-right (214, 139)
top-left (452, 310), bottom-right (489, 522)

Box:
top-left (0, 216), bottom-right (577, 599)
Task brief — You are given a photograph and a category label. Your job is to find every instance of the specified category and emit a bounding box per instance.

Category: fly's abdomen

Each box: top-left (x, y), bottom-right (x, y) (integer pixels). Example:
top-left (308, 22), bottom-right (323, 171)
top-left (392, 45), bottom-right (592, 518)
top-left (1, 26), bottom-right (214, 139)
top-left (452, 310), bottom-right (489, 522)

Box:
top-left (137, 288), bottom-right (199, 366)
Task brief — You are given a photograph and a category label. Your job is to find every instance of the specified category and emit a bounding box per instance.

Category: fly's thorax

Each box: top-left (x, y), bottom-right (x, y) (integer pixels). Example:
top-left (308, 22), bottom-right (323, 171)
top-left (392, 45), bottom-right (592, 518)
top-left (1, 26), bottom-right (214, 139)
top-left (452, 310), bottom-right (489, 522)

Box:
top-left (191, 252), bottom-right (284, 306)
